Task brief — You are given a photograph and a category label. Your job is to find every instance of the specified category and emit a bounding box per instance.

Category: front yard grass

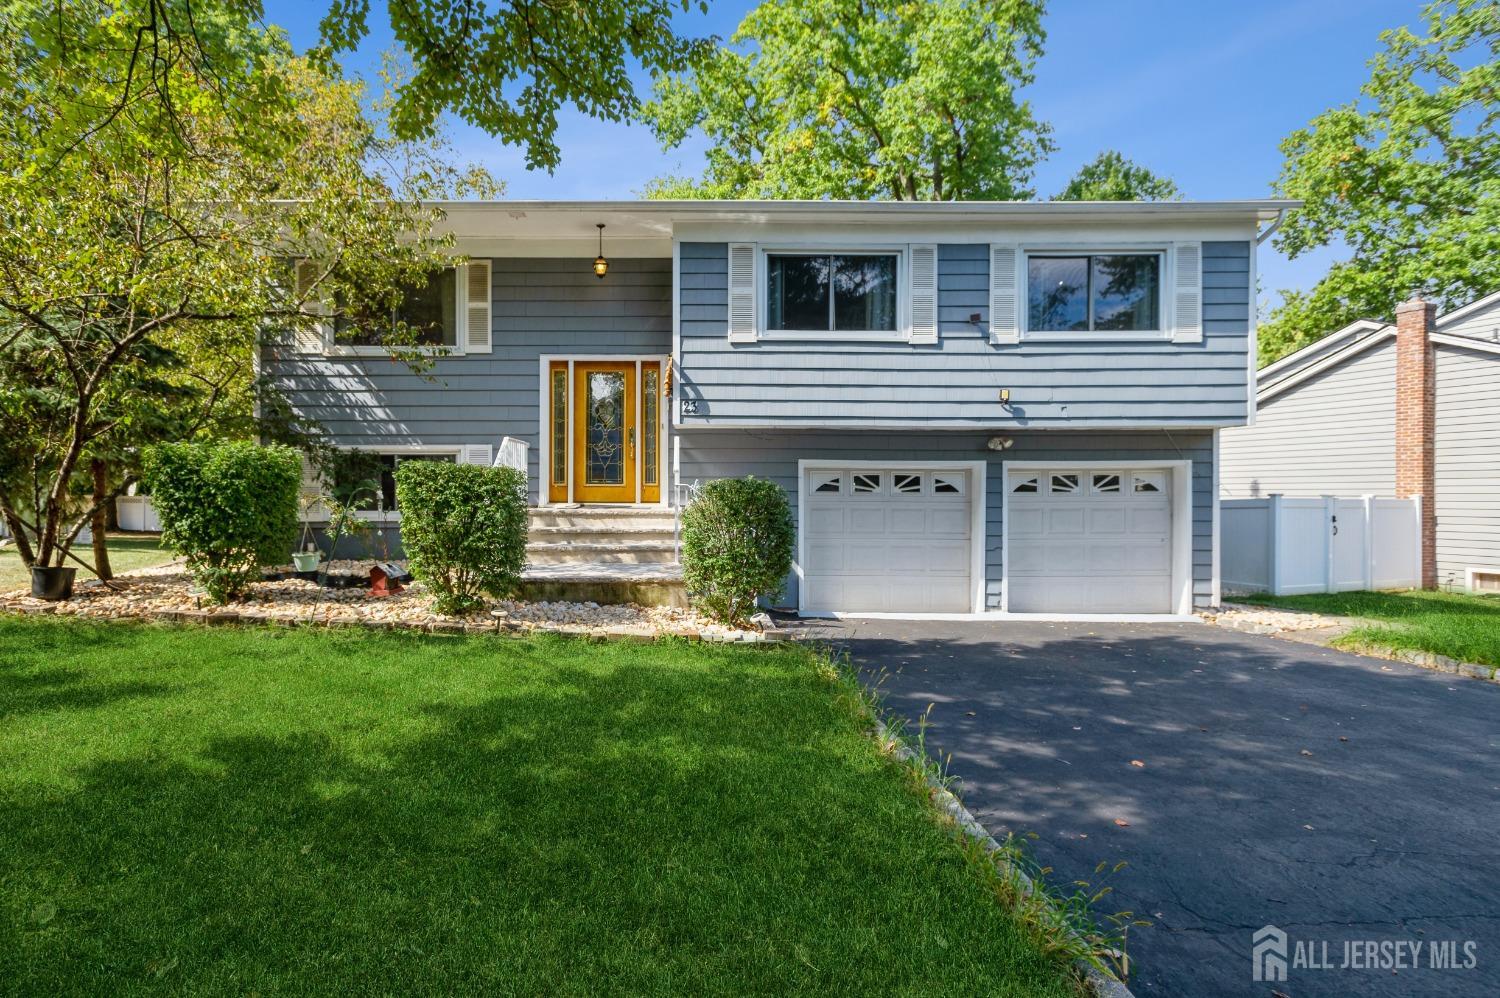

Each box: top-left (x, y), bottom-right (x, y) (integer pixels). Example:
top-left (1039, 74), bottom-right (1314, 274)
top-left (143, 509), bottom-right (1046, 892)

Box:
top-left (0, 533), bottom-right (174, 592)
top-left (1240, 589), bottom-right (1500, 666)
top-left (0, 617), bottom-right (1079, 996)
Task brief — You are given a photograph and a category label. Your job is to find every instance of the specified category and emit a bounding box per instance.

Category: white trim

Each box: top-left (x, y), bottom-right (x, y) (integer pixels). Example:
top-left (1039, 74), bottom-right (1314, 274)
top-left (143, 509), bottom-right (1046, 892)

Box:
top-left (1436, 289), bottom-right (1500, 328)
top-left (805, 611), bottom-right (1201, 623)
top-left (756, 245), bottom-right (908, 342)
top-left (1433, 331), bottom-right (1500, 356)
top-left (1247, 235), bottom-right (1259, 425)
top-left (1257, 326), bottom-right (1396, 403)
top-left (536, 354), bottom-right (672, 508)
top-left (671, 239), bottom-right (682, 427)
top-left (675, 420), bottom-right (1245, 431)
top-left (1019, 245), bottom-right (1171, 342)
top-left (1257, 318), bottom-right (1389, 383)
top-left (795, 459), bottom-right (987, 616)
top-left (1212, 429), bottom-right (1222, 606)
top-left (1465, 566), bottom-right (1500, 592)
top-left (999, 459), bottom-right (1193, 615)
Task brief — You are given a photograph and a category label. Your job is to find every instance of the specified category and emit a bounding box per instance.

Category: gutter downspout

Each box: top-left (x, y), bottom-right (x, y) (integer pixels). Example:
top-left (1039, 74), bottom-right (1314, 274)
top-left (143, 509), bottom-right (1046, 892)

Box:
top-left (1256, 208), bottom-right (1288, 245)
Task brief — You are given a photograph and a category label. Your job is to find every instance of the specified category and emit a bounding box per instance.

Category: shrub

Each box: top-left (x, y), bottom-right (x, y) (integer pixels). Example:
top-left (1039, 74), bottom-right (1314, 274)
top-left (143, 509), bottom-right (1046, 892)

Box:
top-left (394, 460), bottom-right (528, 615)
top-left (143, 442), bottom-right (302, 603)
top-left (681, 476), bottom-right (794, 626)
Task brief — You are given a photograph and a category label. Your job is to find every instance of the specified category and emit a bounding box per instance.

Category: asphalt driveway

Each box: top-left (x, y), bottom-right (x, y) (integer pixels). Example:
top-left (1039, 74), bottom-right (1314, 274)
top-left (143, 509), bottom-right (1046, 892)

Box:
top-left (809, 618), bottom-right (1500, 997)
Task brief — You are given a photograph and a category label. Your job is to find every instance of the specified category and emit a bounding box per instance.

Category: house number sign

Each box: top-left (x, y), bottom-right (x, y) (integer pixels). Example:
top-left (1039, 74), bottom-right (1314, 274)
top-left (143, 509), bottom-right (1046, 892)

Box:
top-left (680, 399), bottom-right (699, 415)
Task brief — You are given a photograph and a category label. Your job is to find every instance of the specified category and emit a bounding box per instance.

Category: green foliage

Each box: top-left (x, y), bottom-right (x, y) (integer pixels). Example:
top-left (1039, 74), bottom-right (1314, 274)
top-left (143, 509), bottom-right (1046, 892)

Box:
top-left (318, 1), bottom-right (709, 170)
top-left (0, 1), bottom-right (496, 573)
top-left (1053, 150), bottom-right (1181, 202)
top-left (1262, 0), bottom-right (1500, 364)
top-left (681, 477), bottom-right (795, 625)
top-left (393, 461), bottom-right (528, 615)
top-left (641, 0), bottom-right (1051, 200)
top-left (143, 442), bottom-right (301, 603)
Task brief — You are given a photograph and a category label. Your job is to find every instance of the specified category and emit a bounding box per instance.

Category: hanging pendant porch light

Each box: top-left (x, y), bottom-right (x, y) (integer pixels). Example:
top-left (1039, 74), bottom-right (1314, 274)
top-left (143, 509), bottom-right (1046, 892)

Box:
top-left (592, 223), bottom-right (609, 279)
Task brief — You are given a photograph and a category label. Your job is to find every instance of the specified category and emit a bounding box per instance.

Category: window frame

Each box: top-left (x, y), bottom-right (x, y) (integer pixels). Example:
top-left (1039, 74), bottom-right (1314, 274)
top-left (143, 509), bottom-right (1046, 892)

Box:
top-left (1021, 246), bottom-right (1169, 342)
top-left (757, 245), bottom-right (908, 342)
top-left (322, 264), bottom-right (470, 357)
top-left (326, 446), bottom-right (464, 520)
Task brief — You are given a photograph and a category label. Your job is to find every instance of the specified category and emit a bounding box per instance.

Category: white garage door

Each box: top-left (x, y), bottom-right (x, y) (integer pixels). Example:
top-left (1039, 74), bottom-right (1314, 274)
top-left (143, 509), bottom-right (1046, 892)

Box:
top-left (1006, 469), bottom-right (1174, 613)
top-left (803, 467), bottom-right (975, 613)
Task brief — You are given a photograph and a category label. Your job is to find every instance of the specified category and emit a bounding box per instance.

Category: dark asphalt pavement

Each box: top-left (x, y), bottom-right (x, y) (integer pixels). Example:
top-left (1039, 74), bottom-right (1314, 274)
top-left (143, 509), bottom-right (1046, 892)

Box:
top-left (809, 618), bottom-right (1500, 998)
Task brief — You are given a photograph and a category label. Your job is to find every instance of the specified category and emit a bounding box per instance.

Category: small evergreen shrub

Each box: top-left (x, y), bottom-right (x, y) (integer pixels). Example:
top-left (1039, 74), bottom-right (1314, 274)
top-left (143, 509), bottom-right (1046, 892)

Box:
top-left (143, 442), bottom-right (301, 603)
top-left (394, 460), bottom-right (528, 615)
top-left (681, 477), bottom-right (794, 626)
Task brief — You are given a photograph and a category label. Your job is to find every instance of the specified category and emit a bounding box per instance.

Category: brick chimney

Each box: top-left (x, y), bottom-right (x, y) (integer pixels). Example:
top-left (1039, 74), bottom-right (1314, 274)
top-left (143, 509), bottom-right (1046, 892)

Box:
top-left (1394, 295), bottom-right (1437, 588)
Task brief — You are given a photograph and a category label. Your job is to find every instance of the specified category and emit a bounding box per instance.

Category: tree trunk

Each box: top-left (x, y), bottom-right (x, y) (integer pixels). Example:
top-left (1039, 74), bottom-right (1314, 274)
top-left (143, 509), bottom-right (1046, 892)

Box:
top-left (90, 459), bottom-right (113, 581)
top-left (1, 506), bottom-right (36, 567)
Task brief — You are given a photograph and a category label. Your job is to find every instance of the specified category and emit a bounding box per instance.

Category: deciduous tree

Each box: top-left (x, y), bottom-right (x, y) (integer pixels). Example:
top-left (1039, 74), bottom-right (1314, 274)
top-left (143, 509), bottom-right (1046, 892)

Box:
top-left (0, 0), bottom-right (494, 578)
top-left (1054, 150), bottom-right (1180, 202)
top-left (641, 0), bottom-right (1051, 200)
top-left (1262, 0), bottom-right (1500, 364)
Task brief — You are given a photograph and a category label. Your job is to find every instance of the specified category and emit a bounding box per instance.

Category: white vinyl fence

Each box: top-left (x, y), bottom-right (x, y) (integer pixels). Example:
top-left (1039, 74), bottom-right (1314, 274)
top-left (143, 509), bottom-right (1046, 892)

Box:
top-left (1222, 495), bottom-right (1421, 596)
top-left (115, 495), bottom-right (161, 532)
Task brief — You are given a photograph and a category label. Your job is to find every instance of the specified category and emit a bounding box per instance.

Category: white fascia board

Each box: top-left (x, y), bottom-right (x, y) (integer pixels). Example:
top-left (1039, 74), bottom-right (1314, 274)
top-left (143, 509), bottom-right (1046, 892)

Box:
top-left (1433, 332), bottom-right (1500, 356)
top-left (1256, 326), bottom-right (1396, 404)
top-left (1436, 289), bottom-right (1500, 328)
top-left (1257, 318), bottom-right (1389, 383)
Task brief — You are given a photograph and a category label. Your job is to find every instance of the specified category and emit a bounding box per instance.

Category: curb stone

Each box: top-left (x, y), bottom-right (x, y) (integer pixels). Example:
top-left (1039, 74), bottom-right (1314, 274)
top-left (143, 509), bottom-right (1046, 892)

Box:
top-left (872, 718), bottom-right (1135, 998)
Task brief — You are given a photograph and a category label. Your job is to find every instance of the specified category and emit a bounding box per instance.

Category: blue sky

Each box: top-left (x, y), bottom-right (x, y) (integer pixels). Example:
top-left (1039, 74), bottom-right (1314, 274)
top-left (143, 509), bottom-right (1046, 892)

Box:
top-left (264, 0), bottom-right (1422, 313)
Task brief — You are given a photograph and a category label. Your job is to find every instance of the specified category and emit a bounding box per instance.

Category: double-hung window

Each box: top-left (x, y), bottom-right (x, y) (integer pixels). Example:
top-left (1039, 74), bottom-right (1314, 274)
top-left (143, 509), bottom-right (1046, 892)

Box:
top-left (766, 252), bottom-right (899, 334)
top-left (1026, 253), bottom-right (1162, 334)
top-left (336, 269), bottom-right (459, 348)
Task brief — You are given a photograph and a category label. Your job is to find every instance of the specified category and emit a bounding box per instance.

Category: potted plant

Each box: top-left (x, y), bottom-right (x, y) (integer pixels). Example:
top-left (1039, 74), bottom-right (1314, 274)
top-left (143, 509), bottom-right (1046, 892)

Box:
top-left (31, 564), bottom-right (78, 601)
top-left (292, 495), bottom-right (323, 574)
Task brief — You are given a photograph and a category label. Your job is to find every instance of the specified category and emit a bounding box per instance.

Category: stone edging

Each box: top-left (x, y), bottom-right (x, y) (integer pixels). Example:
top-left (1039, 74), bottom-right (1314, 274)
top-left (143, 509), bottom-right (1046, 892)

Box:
top-left (1203, 604), bottom-right (1500, 686)
top-left (0, 602), bottom-right (785, 644)
top-left (871, 718), bottom-right (1135, 998)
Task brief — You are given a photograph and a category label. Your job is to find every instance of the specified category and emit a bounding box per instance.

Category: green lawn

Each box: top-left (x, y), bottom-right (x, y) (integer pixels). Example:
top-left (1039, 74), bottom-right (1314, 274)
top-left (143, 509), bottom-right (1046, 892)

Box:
top-left (0, 534), bottom-right (174, 592)
top-left (0, 618), bottom-right (1079, 996)
top-left (1241, 589), bottom-right (1500, 666)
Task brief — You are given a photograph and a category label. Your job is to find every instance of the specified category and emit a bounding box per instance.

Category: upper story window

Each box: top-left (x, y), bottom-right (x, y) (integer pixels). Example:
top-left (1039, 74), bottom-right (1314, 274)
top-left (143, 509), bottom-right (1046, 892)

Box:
top-left (1026, 253), bottom-right (1161, 334)
top-left (767, 253), bottom-right (898, 333)
top-left (336, 269), bottom-right (458, 348)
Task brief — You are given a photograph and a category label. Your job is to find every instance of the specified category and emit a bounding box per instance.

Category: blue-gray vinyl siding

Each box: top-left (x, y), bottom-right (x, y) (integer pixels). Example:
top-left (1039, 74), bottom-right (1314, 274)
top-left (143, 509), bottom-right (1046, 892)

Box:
top-left (676, 428), bottom-right (1215, 609)
top-left (677, 242), bottom-right (1251, 427)
top-left (262, 258), bottom-right (672, 501)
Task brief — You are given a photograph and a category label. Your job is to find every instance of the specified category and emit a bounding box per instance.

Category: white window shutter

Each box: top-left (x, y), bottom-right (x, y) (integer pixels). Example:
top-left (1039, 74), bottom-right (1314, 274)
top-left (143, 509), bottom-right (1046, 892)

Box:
top-left (908, 244), bottom-right (938, 344)
top-left (989, 244), bottom-right (1021, 344)
top-left (464, 260), bottom-right (492, 353)
top-left (1171, 242), bottom-right (1203, 343)
top-left (460, 444), bottom-right (494, 466)
top-left (727, 243), bottom-right (757, 343)
top-left (293, 260), bottom-right (329, 353)
top-left (299, 456), bottom-right (330, 521)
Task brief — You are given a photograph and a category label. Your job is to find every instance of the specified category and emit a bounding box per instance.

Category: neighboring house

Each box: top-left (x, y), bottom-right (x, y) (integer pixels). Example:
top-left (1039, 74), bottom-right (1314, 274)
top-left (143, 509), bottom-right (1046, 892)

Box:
top-left (264, 199), bottom-right (1288, 615)
top-left (1220, 290), bottom-right (1500, 592)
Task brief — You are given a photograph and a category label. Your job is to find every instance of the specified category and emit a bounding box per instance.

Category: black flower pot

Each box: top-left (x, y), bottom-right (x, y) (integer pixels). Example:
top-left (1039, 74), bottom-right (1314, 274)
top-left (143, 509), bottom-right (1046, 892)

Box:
top-left (31, 566), bottom-right (78, 601)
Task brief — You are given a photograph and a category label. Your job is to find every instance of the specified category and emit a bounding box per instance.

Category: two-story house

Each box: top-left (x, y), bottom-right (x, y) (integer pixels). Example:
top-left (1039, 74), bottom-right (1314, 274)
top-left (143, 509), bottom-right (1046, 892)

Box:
top-left (265, 199), bottom-right (1289, 617)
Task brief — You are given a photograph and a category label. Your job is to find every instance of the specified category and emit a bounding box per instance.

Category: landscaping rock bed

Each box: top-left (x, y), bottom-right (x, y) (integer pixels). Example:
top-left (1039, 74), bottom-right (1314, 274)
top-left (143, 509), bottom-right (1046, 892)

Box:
top-left (0, 560), bottom-right (770, 642)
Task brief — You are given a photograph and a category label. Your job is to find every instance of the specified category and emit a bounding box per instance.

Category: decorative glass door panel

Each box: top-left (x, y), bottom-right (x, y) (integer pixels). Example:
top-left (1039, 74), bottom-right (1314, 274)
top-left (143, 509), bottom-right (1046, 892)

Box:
top-left (550, 360), bottom-right (664, 504)
top-left (571, 362), bottom-right (637, 503)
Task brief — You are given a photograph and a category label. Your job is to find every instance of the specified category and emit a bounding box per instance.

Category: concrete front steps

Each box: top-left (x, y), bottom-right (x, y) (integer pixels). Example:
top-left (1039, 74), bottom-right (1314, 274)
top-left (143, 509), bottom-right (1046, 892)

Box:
top-left (519, 506), bottom-right (686, 607)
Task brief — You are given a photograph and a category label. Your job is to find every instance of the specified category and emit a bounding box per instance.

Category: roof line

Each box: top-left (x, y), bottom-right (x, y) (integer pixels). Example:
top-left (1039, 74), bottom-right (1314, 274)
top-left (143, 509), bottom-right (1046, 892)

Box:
top-left (1436, 289), bottom-right (1500, 328)
top-left (1257, 326), bottom-right (1396, 404)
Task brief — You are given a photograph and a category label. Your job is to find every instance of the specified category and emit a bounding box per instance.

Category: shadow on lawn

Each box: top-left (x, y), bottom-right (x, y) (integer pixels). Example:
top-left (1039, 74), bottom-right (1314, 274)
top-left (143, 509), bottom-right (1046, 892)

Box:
top-left (0, 635), bottom-right (1073, 996)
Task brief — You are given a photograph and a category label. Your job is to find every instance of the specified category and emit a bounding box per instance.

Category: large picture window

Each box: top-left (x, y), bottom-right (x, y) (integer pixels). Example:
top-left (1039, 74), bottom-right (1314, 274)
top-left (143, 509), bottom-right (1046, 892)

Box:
top-left (329, 451), bottom-right (457, 513)
top-left (337, 269), bottom-right (458, 347)
top-left (767, 253), bottom-right (897, 332)
top-left (1027, 253), bottom-right (1161, 333)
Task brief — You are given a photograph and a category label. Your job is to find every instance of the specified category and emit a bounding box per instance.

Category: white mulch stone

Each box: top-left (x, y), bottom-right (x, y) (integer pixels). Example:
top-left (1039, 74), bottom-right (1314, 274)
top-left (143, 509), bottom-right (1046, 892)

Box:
top-left (0, 559), bottom-right (763, 642)
top-left (1197, 601), bottom-right (1351, 635)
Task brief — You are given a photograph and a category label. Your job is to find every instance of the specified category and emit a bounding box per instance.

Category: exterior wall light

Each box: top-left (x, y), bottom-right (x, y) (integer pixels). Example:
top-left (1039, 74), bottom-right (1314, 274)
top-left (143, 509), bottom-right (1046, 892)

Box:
top-left (987, 435), bottom-right (1014, 451)
top-left (593, 223), bottom-right (608, 279)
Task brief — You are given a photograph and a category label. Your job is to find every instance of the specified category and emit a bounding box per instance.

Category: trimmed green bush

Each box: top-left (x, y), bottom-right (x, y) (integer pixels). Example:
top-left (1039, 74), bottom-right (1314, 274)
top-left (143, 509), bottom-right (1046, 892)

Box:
top-left (681, 477), bottom-right (794, 626)
top-left (143, 442), bottom-right (301, 604)
top-left (394, 460), bottom-right (528, 615)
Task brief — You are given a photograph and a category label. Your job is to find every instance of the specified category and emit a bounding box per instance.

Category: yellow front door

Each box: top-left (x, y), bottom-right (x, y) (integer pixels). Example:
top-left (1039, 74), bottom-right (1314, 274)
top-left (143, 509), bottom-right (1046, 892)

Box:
top-left (572, 362), bottom-right (637, 503)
